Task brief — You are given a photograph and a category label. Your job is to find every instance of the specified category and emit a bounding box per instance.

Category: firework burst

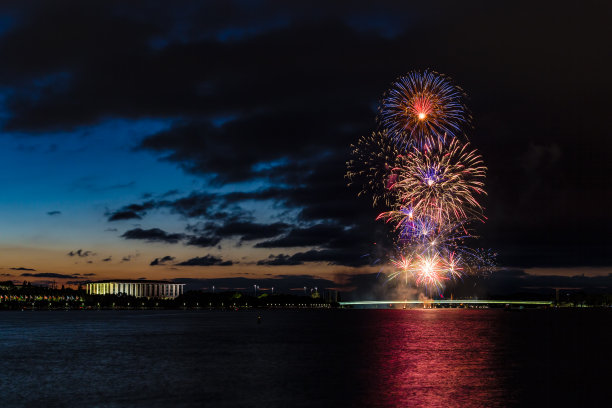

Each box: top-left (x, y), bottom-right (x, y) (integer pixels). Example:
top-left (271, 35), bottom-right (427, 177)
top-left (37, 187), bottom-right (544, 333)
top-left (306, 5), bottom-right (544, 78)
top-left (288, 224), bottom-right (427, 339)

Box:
top-left (347, 69), bottom-right (494, 293)
top-left (377, 70), bottom-right (470, 146)
top-left (388, 135), bottom-right (487, 224)
top-left (385, 215), bottom-right (484, 291)
top-left (346, 131), bottom-right (404, 207)
top-left (389, 249), bottom-right (461, 292)
top-left (413, 252), bottom-right (451, 289)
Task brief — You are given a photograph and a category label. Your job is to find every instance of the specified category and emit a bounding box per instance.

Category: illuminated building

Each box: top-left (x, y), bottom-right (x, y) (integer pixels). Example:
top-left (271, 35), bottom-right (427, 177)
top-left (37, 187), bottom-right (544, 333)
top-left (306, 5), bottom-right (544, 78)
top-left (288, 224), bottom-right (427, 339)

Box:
top-left (86, 280), bottom-right (184, 299)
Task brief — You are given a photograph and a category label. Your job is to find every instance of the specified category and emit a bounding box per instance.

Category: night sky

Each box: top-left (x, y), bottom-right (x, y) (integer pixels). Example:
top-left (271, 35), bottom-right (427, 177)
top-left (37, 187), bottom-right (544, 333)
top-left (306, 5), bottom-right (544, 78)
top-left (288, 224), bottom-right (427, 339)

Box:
top-left (0, 0), bottom-right (610, 295)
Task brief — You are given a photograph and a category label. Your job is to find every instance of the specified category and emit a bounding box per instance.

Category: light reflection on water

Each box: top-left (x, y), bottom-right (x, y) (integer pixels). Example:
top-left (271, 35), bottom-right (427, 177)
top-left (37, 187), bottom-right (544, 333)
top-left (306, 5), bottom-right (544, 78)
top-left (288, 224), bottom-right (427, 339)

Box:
top-left (360, 310), bottom-right (508, 407)
top-left (0, 309), bottom-right (609, 407)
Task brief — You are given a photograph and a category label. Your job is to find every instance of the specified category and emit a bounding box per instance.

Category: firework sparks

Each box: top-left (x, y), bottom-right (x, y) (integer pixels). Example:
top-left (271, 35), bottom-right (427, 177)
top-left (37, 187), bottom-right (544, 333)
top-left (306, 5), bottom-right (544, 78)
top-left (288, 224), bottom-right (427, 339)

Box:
top-left (388, 135), bottom-right (487, 224)
top-left (389, 249), bottom-right (461, 292)
top-left (389, 253), bottom-right (413, 284)
top-left (377, 70), bottom-right (470, 146)
top-left (414, 252), bottom-right (448, 289)
top-left (346, 131), bottom-right (404, 207)
top-left (347, 69), bottom-right (494, 293)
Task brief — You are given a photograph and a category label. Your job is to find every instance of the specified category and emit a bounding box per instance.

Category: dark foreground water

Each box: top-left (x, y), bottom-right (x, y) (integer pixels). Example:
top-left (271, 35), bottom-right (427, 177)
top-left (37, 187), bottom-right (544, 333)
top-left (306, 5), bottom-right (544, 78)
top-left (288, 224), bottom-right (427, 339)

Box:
top-left (0, 309), bottom-right (610, 407)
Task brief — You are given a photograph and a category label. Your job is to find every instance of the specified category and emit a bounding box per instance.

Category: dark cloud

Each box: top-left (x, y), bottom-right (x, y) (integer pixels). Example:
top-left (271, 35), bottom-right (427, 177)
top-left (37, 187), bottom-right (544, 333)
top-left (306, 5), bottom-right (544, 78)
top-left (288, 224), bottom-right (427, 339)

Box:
top-left (0, 1), bottom-right (609, 269)
top-left (177, 255), bottom-right (233, 267)
top-left (107, 201), bottom-right (156, 221)
top-left (67, 249), bottom-right (94, 257)
top-left (255, 223), bottom-right (345, 248)
top-left (255, 219), bottom-right (383, 267)
top-left (0, 1), bottom-right (166, 130)
top-left (184, 235), bottom-right (222, 248)
top-left (121, 228), bottom-right (184, 243)
top-left (257, 254), bottom-right (302, 266)
top-left (110, 199), bottom-right (291, 248)
top-left (168, 193), bottom-right (218, 218)
top-left (20, 272), bottom-right (79, 279)
top-left (214, 221), bottom-right (289, 241)
top-left (185, 219), bottom-right (289, 244)
top-left (258, 249), bottom-right (370, 267)
top-left (150, 255), bottom-right (175, 266)
top-left (10, 267), bottom-right (36, 271)
top-left (119, 220), bottom-right (279, 248)
top-left (108, 210), bottom-right (142, 221)
top-left (109, 161), bottom-right (386, 265)
top-left (46, 210), bottom-right (61, 216)
top-left (102, 256), bottom-right (112, 262)
top-left (106, 193), bottom-right (220, 223)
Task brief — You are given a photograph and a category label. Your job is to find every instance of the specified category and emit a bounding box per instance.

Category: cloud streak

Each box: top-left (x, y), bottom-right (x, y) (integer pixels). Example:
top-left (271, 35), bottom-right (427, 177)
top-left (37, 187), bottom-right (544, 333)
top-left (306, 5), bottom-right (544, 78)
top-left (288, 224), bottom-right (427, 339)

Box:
top-left (177, 255), bottom-right (233, 267)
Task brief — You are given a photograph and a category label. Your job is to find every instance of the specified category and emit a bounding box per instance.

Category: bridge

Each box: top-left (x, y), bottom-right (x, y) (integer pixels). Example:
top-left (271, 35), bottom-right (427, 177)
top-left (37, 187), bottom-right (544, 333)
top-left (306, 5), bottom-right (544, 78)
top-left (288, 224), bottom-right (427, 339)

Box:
top-left (339, 300), bottom-right (553, 307)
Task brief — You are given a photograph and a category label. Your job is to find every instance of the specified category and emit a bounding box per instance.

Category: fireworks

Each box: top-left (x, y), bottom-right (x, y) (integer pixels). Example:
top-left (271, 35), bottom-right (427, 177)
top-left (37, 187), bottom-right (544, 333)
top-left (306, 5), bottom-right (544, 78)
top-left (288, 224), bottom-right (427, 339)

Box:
top-left (413, 253), bottom-right (450, 289)
top-left (377, 70), bottom-right (470, 146)
top-left (347, 69), bottom-right (494, 294)
top-left (386, 135), bottom-right (486, 224)
top-left (389, 250), bottom-right (461, 291)
top-left (346, 131), bottom-right (403, 207)
top-left (385, 216), bottom-right (475, 292)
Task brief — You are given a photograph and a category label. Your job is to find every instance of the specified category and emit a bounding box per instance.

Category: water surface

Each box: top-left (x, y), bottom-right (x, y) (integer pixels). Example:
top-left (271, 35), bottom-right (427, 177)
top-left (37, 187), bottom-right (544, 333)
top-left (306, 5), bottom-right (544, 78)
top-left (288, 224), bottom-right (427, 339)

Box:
top-left (0, 309), bottom-right (609, 407)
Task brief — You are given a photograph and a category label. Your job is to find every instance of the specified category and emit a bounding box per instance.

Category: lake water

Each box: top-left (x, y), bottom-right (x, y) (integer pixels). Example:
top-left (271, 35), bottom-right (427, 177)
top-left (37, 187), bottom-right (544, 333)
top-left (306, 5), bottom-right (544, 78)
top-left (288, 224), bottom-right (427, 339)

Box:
top-left (0, 309), bottom-right (610, 407)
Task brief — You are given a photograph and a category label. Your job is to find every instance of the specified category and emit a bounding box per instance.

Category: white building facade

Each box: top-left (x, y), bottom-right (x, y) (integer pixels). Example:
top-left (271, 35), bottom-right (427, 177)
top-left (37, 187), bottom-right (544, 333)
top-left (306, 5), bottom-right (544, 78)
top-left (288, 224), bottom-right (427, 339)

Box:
top-left (86, 280), bottom-right (185, 299)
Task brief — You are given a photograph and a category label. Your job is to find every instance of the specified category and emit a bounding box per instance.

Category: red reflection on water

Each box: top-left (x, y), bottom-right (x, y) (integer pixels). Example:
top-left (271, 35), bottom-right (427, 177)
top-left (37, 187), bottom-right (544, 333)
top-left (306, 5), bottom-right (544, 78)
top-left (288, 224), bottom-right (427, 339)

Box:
top-left (360, 309), bottom-right (510, 408)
